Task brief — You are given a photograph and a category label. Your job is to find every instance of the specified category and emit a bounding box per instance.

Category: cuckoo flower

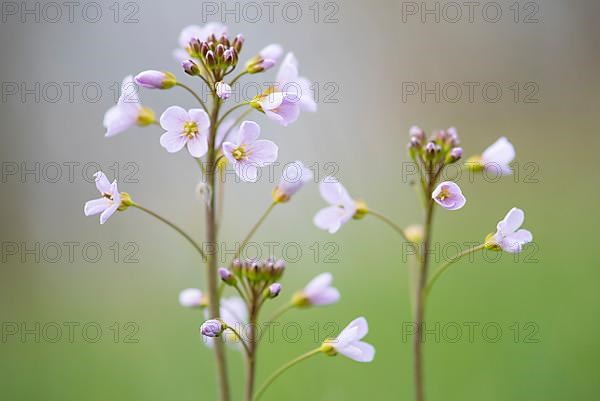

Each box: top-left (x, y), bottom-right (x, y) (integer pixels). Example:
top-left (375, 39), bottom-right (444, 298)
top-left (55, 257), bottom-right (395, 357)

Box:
top-left (83, 172), bottom-right (122, 224)
top-left (174, 23), bottom-right (228, 61)
top-left (216, 81), bottom-right (232, 99)
top-left (201, 320), bottom-right (225, 338)
top-left (314, 178), bottom-right (358, 234)
top-left (432, 181), bottom-right (466, 210)
top-left (222, 121), bottom-right (278, 182)
top-left (179, 288), bottom-right (206, 308)
top-left (251, 91), bottom-right (300, 127)
top-left (276, 52), bottom-right (317, 112)
top-left (488, 207), bottom-right (533, 253)
top-left (321, 317), bottom-right (375, 363)
top-left (293, 272), bottom-right (340, 307)
top-left (103, 75), bottom-right (155, 137)
top-left (481, 137), bottom-right (515, 175)
top-left (159, 106), bottom-right (210, 158)
top-left (467, 137), bottom-right (515, 175)
top-left (272, 161), bottom-right (313, 202)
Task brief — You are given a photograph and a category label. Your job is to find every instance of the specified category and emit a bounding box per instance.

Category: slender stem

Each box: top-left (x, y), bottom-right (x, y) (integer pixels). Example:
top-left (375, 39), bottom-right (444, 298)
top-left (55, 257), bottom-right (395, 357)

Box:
top-left (425, 244), bottom-right (485, 297)
top-left (206, 94), bottom-right (231, 401)
top-left (252, 349), bottom-right (321, 401)
top-left (176, 82), bottom-right (208, 113)
top-left (232, 202), bottom-right (277, 264)
top-left (368, 209), bottom-right (422, 262)
top-left (414, 188), bottom-right (435, 401)
top-left (226, 325), bottom-right (251, 357)
top-left (245, 292), bottom-right (259, 401)
top-left (217, 102), bottom-right (250, 127)
top-left (230, 70), bottom-right (248, 86)
top-left (131, 204), bottom-right (205, 260)
top-left (195, 158), bottom-right (207, 176)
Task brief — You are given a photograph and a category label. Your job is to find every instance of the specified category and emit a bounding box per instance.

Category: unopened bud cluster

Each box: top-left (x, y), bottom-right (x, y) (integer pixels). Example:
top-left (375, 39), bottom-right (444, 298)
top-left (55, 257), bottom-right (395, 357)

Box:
top-left (224, 258), bottom-right (285, 299)
top-left (408, 126), bottom-right (462, 170)
top-left (185, 33), bottom-right (244, 81)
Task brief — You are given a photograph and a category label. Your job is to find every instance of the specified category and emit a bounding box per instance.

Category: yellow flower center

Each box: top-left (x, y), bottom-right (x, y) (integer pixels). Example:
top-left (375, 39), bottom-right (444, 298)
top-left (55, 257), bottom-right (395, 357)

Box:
top-left (232, 145), bottom-right (248, 161)
top-left (183, 121), bottom-right (199, 139)
top-left (437, 188), bottom-right (450, 201)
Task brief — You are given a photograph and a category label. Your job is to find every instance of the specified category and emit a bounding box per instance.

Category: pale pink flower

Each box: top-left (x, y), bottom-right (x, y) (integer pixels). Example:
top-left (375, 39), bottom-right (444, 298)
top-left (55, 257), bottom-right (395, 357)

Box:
top-left (323, 317), bottom-right (375, 363)
top-left (314, 178), bottom-right (357, 233)
top-left (276, 52), bottom-right (317, 112)
top-left (159, 106), bottom-right (210, 158)
top-left (294, 272), bottom-right (340, 306)
top-left (273, 161), bottom-right (313, 202)
top-left (103, 75), bottom-right (153, 137)
top-left (246, 44), bottom-right (283, 73)
top-left (432, 181), bottom-right (466, 210)
top-left (83, 172), bottom-right (121, 224)
top-left (222, 121), bottom-right (278, 182)
top-left (481, 137), bottom-right (515, 175)
top-left (491, 207), bottom-right (533, 253)
top-left (252, 91), bottom-right (300, 126)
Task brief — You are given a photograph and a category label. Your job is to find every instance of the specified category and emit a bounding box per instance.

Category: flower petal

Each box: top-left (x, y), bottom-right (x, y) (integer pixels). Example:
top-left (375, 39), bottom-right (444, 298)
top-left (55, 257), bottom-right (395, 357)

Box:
top-left (99, 203), bottom-right (119, 224)
top-left (84, 198), bottom-right (110, 216)
top-left (497, 207), bottom-right (524, 233)
top-left (238, 121), bottom-right (261, 144)
top-left (482, 137), bottom-right (515, 167)
top-left (187, 135), bottom-right (208, 158)
top-left (338, 341), bottom-right (375, 363)
top-left (93, 172), bottom-right (112, 194)
top-left (304, 273), bottom-right (332, 296)
top-left (309, 288), bottom-right (340, 306)
top-left (160, 106), bottom-right (189, 131)
top-left (189, 109), bottom-right (211, 132)
top-left (314, 206), bottom-right (345, 233)
top-left (248, 140), bottom-right (278, 165)
top-left (319, 178), bottom-right (353, 206)
top-left (160, 131), bottom-right (187, 153)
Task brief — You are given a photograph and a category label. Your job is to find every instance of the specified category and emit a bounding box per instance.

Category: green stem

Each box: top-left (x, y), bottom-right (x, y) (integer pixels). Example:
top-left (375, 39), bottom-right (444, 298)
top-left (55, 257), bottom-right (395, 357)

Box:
top-left (230, 70), bottom-right (249, 86)
top-left (206, 93), bottom-right (231, 401)
top-left (176, 82), bottom-right (208, 113)
top-left (226, 325), bottom-right (251, 357)
top-left (232, 202), bottom-right (277, 264)
top-left (131, 204), bottom-right (205, 260)
top-left (252, 349), bottom-right (321, 401)
top-left (425, 244), bottom-right (485, 298)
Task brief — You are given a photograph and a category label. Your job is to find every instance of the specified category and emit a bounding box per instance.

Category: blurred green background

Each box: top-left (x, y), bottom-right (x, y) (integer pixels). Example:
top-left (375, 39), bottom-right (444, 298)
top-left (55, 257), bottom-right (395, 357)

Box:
top-left (1, 0), bottom-right (599, 400)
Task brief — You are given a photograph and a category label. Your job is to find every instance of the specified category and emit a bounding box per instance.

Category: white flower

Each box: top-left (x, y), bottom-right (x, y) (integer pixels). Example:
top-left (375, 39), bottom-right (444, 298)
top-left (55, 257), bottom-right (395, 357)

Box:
top-left (322, 317), bottom-right (375, 362)
top-left (432, 181), bottom-right (466, 211)
top-left (103, 75), bottom-right (154, 137)
top-left (159, 106), bottom-right (210, 158)
top-left (490, 207), bottom-right (533, 253)
top-left (83, 172), bottom-right (121, 224)
top-left (481, 137), bottom-right (515, 175)
top-left (314, 177), bottom-right (357, 233)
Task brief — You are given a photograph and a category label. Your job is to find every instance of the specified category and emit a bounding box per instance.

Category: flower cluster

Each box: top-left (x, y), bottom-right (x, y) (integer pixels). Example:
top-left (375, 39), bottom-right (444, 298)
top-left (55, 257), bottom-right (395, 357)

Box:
top-left (85, 22), bottom-right (372, 401)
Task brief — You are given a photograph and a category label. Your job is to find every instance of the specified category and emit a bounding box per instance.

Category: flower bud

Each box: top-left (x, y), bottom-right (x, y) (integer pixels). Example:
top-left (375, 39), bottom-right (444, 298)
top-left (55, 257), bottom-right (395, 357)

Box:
top-left (272, 259), bottom-right (286, 279)
top-left (446, 127), bottom-right (460, 146)
top-left (205, 51), bottom-right (216, 66)
top-left (233, 34), bottom-right (244, 52)
top-left (215, 44), bottom-right (225, 60)
top-left (136, 106), bottom-right (156, 126)
top-left (117, 192), bottom-right (134, 211)
top-left (409, 125), bottom-right (425, 144)
top-left (182, 59), bottom-right (200, 76)
top-left (223, 48), bottom-right (235, 65)
top-left (216, 81), bottom-right (232, 99)
top-left (267, 283), bottom-right (281, 298)
top-left (219, 267), bottom-right (237, 286)
top-left (201, 319), bottom-right (226, 337)
top-left (446, 147), bottom-right (463, 164)
top-left (134, 70), bottom-right (176, 89)
top-left (424, 142), bottom-right (438, 161)
top-left (232, 258), bottom-right (242, 274)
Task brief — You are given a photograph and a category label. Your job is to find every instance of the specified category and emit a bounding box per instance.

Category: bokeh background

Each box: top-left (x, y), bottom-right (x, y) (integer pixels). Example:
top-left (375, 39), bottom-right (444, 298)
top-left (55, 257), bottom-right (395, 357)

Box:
top-left (1, 0), bottom-right (599, 400)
